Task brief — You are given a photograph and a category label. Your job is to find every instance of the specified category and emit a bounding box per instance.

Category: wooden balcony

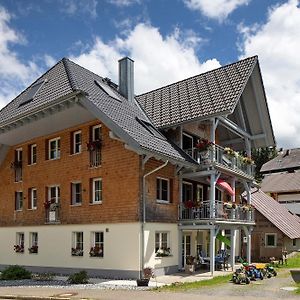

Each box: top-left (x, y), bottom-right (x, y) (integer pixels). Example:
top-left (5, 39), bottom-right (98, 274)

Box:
top-left (184, 145), bottom-right (255, 178)
top-left (179, 201), bottom-right (255, 224)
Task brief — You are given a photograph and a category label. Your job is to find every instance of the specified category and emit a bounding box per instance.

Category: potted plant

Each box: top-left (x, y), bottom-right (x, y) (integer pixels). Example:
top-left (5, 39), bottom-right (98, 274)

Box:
top-left (136, 267), bottom-right (154, 287)
top-left (14, 244), bottom-right (24, 253)
top-left (87, 140), bottom-right (102, 151)
top-left (71, 247), bottom-right (83, 256)
top-left (185, 255), bottom-right (195, 274)
top-left (28, 245), bottom-right (38, 254)
top-left (195, 138), bottom-right (213, 151)
top-left (224, 147), bottom-right (236, 157)
top-left (242, 156), bottom-right (254, 165)
top-left (155, 247), bottom-right (171, 257)
top-left (89, 245), bottom-right (103, 257)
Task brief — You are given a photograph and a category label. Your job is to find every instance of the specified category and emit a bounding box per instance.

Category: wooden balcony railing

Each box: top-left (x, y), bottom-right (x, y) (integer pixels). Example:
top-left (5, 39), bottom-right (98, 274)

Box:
top-left (179, 201), bottom-right (255, 223)
top-left (184, 145), bottom-right (255, 177)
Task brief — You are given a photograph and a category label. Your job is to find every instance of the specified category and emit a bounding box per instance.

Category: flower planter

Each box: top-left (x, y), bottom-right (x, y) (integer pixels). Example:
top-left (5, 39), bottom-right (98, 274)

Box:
top-left (185, 264), bottom-right (195, 274)
top-left (136, 278), bottom-right (149, 286)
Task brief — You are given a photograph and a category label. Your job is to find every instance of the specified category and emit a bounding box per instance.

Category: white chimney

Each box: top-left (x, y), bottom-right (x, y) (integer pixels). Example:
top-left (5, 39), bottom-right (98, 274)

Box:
top-left (118, 57), bottom-right (134, 102)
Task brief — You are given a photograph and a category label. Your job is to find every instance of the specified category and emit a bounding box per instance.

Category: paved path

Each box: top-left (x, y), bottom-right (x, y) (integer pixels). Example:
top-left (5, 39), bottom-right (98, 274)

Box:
top-left (0, 269), bottom-right (298, 300)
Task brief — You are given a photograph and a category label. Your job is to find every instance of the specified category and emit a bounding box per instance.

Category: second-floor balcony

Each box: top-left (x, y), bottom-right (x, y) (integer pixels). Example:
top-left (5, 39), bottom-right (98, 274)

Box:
top-left (179, 201), bottom-right (255, 223)
top-left (184, 145), bottom-right (255, 177)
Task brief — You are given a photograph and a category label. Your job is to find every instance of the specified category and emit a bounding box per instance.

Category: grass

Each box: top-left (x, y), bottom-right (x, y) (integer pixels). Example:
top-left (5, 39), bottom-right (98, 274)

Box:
top-left (276, 253), bottom-right (300, 269)
top-left (155, 274), bottom-right (232, 292)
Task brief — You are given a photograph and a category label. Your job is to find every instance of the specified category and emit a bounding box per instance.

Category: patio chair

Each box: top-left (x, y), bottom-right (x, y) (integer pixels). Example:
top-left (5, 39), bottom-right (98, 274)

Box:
top-left (197, 252), bottom-right (210, 270)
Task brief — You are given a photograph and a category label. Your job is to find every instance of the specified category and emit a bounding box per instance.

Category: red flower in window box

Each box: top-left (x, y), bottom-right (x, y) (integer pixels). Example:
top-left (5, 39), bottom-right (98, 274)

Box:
top-left (195, 138), bottom-right (213, 151)
top-left (184, 200), bottom-right (195, 209)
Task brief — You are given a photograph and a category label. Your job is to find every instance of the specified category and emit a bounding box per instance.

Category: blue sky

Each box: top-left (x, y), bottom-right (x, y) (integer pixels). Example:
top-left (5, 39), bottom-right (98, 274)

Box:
top-left (0, 0), bottom-right (299, 148)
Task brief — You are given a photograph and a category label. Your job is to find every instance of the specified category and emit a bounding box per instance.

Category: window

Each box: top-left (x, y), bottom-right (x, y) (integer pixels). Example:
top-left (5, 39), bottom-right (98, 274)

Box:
top-left (92, 125), bottom-right (101, 141)
top-left (156, 178), bottom-right (170, 203)
top-left (292, 239), bottom-right (297, 247)
top-left (15, 191), bottom-right (23, 211)
top-left (14, 148), bottom-right (23, 182)
top-left (72, 232), bottom-right (83, 256)
top-left (29, 144), bottom-right (37, 164)
top-left (72, 131), bottom-right (82, 154)
top-left (196, 184), bottom-right (204, 203)
top-left (71, 182), bottom-right (82, 205)
top-left (91, 178), bottom-right (102, 203)
top-left (136, 117), bottom-right (164, 140)
top-left (48, 186), bottom-right (60, 204)
top-left (14, 232), bottom-right (24, 253)
top-left (90, 231), bottom-right (104, 257)
top-left (265, 233), bottom-right (277, 247)
top-left (28, 188), bottom-right (37, 209)
top-left (19, 80), bottom-right (44, 107)
top-left (94, 79), bottom-right (121, 101)
top-left (182, 182), bottom-right (193, 202)
top-left (29, 232), bottom-right (38, 254)
top-left (48, 137), bottom-right (60, 160)
top-left (155, 232), bottom-right (171, 256)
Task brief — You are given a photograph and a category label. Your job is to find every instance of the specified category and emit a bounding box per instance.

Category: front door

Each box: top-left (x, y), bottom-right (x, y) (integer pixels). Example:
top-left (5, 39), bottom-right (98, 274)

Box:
top-left (182, 234), bottom-right (191, 267)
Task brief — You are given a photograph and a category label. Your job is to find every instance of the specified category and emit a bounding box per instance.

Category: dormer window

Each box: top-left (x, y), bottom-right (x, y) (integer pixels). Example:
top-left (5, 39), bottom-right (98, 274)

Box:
top-left (19, 80), bottom-right (46, 107)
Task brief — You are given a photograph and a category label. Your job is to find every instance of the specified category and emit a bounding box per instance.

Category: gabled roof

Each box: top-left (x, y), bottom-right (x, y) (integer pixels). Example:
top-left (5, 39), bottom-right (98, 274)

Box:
top-left (251, 189), bottom-right (300, 239)
top-left (261, 172), bottom-right (300, 193)
top-left (0, 58), bottom-right (195, 166)
top-left (261, 148), bottom-right (300, 173)
top-left (136, 56), bottom-right (258, 128)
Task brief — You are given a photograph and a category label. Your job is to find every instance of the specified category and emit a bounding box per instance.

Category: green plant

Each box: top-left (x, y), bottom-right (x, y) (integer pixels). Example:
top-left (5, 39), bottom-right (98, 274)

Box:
top-left (67, 271), bottom-right (89, 284)
top-left (0, 265), bottom-right (31, 280)
top-left (31, 272), bottom-right (54, 281)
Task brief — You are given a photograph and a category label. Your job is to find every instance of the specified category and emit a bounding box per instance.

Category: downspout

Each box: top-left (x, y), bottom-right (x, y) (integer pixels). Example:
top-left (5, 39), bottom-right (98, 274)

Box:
top-left (140, 159), bottom-right (169, 278)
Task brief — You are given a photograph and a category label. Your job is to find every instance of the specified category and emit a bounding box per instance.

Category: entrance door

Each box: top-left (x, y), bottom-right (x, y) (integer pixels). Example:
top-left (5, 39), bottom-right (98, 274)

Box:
top-left (182, 234), bottom-right (191, 267)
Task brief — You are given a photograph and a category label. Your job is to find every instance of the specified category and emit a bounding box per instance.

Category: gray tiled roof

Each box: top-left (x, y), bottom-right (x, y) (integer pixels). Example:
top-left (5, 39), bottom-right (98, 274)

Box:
top-left (0, 58), bottom-right (195, 165)
top-left (261, 148), bottom-right (300, 173)
top-left (261, 172), bottom-right (300, 193)
top-left (251, 189), bottom-right (300, 239)
top-left (136, 56), bottom-right (258, 128)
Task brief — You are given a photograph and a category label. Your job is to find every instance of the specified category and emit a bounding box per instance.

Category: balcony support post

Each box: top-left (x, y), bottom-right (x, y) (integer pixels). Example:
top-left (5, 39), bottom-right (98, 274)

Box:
top-left (230, 227), bottom-right (237, 271)
top-left (243, 225), bottom-right (253, 264)
top-left (210, 226), bottom-right (220, 276)
top-left (178, 229), bottom-right (183, 270)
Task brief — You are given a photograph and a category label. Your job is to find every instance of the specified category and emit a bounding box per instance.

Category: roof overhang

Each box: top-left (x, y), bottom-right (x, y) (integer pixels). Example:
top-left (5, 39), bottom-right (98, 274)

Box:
top-left (0, 95), bottom-right (95, 146)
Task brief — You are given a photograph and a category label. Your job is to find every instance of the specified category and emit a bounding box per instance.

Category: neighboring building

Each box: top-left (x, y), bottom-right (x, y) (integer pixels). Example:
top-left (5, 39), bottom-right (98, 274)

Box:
top-left (261, 149), bottom-right (300, 216)
top-left (250, 189), bottom-right (300, 260)
top-left (0, 56), bottom-right (275, 278)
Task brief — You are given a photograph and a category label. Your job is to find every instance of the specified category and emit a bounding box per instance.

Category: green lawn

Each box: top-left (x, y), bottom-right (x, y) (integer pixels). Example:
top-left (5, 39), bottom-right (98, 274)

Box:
top-left (155, 274), bottom-right (232, 292)
top-left (277, 253), bottom-right (300, 269)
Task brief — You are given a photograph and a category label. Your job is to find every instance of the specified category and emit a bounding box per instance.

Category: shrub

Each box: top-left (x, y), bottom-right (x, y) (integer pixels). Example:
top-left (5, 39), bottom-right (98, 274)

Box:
top-left (0, 265), bottom-right (31, 280)
top-left (67, 271), bottom-right (89, 284)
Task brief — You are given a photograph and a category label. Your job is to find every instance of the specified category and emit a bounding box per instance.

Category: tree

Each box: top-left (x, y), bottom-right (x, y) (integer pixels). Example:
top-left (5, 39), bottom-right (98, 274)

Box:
top-left (252, 147), bottom-right (277, 182)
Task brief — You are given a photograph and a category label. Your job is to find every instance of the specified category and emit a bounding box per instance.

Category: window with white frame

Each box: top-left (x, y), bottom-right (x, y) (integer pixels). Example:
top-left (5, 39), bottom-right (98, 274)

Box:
top-left (265, 233), bottom-right (277, 247)
top-left (92, 125), bottom-right (101, 141)
top-left (29, 144), bottom-right (37, 164)
top-left (29, 188), bottom-right (37, 209)
top-left (48, 137), bottom-right (60, 160)
top-left (72, 232), bottom-right (83, 256)
top-left (71, 182), bottom-right (82, 205)
top-left (156, 178), bottom-right (170, 203)
top-left (155, 232), bottom-right (171, 256)
top-left (14, 232), bottom-right (24, 253)
top-left (48, 186), bottom-right (60, 203)
top-left (29, 232), bottom-right (38, 254)
top-left (90, 231), bottom-right (104, 257)
top-left (15, 191), bottom-right (23, 211)
top-left (91, 178), bottom-right (102, 203)
top-left (73, 131), bottom-right (82, 154)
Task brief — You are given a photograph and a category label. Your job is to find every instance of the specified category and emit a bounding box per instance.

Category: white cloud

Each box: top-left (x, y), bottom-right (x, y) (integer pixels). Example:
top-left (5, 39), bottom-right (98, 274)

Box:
top-left (70, 23), bottom-right (220, 94)
top-left (184, 0), bottom-right (250, 22)
top-left (60, 0), bottom-right (98, 18)
top-left (239, 0), bottom-right (300, 148)
top-left (107, 0), bottom-right (140, 6)
top-left (0, 6), bottom-right (42, 109)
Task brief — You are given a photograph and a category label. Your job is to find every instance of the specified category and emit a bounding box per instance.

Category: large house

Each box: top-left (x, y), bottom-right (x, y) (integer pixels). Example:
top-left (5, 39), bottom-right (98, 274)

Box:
top-left (261, 149), bottom-right (300, 216)
top-left (0, 56), bottom-right (275, 278)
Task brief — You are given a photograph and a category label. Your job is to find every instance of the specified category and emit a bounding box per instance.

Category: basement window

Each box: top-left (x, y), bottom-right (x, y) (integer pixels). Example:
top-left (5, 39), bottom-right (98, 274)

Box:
top-left (19, 80), bottom-right (45, 107)
top-left (94, 80), bottom-right (121, 102)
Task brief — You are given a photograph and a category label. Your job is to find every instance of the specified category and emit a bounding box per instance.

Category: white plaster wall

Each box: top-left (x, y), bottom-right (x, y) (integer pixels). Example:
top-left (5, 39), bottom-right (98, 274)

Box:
top-left (144, 223), bottom-right (178, 269)
top-left (0, 223), bottom-right (140, 271)
top-left (283, 236), bottom-right (300, 252)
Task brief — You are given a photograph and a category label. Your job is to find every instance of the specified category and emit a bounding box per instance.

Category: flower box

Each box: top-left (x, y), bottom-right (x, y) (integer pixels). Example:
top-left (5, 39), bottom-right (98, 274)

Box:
top-left (89, 246), bottom-right (103, 257)
top-left (28, 245), bottom-right (38, 254)
top-left (71, 248), bottom-right (83, 256)
top-left (14, 245), bottom-right (24, 253)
